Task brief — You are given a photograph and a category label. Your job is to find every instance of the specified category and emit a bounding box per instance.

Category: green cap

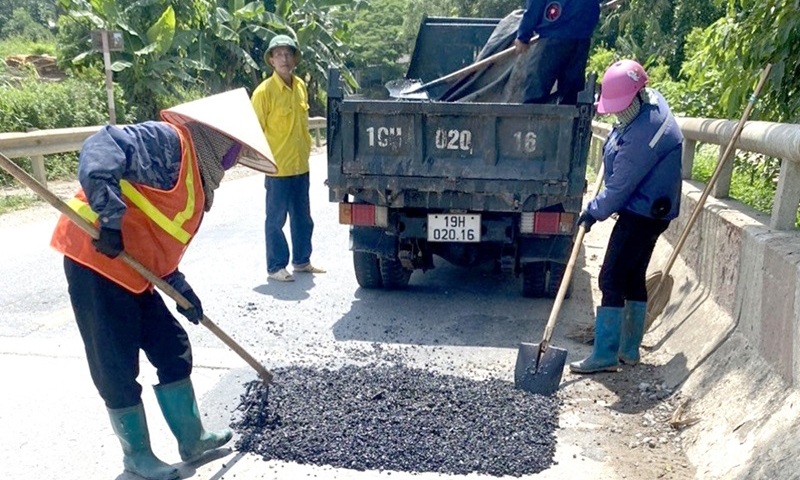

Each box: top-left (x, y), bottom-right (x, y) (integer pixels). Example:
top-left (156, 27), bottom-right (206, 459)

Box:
top-left (266, 35), bottom-right (298, 56)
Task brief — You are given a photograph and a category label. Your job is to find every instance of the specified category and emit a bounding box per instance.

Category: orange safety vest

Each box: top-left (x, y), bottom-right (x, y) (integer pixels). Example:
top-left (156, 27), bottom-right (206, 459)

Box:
top-left (50, 123), bottom-right (205, 294)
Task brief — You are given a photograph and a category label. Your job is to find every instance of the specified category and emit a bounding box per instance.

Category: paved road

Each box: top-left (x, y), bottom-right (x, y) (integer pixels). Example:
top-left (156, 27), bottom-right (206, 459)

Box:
top-left (0, 153), bottom-right (647, 480)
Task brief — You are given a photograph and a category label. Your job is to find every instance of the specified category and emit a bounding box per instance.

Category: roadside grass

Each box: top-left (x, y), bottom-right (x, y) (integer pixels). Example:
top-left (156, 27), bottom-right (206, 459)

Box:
top-left (0, 193), bottom-right (39, 214)
top-left (691, 144), bottom-right (800, 227)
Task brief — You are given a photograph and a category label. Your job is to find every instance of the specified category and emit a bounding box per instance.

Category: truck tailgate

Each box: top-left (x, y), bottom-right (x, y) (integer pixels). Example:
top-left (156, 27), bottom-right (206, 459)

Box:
top-left (337, 100), bottom-right (582, 183)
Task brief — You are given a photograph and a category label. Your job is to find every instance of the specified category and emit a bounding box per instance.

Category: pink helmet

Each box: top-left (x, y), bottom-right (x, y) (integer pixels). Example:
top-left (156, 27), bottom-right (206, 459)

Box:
top-left (596, 59), bottom-right (649, 114)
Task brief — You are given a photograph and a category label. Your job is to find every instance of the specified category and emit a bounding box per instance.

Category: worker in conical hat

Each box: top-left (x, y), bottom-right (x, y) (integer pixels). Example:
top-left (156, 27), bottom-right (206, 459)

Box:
top-left (50, 89), bottom-right (276, 480)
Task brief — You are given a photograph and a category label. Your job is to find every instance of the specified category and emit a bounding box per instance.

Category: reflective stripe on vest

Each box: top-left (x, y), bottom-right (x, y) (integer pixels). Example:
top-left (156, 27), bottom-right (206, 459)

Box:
top-left (66, 165), bottom-right (197, 245)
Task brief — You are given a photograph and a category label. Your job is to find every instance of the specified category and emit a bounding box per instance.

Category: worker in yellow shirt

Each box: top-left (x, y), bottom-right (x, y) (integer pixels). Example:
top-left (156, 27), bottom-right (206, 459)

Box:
top-left (251, 35), bottom-right (325, 282)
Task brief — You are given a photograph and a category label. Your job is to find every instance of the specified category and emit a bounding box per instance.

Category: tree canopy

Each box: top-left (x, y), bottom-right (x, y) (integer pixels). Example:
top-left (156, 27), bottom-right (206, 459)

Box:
top-left (0, 0), bottom-right (797, 122)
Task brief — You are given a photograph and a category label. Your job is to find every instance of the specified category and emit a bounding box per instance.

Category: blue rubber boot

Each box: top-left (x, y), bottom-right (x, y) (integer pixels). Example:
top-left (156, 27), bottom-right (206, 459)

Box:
top-left (107, 404), bottom-right (179, 480)
top-left (619, 300), bottom-right (647, 365)
top-left (569, 306), bottom-right (623, 373)
top-left (154, 378), bottom-right (233, 463)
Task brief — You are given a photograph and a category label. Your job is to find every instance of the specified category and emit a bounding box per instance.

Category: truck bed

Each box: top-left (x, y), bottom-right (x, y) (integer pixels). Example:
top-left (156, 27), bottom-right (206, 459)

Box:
top-left (327, 74), bottom-right (593, 214)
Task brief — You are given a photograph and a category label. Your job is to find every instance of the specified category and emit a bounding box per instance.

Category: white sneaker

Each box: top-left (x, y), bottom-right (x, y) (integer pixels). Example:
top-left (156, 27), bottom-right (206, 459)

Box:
top-left (268, 268), bottom-right (294, 282)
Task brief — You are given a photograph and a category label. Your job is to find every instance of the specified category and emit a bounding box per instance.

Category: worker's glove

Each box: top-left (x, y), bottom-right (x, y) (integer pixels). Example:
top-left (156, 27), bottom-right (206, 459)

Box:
top-left (163, 270), bottom-right (203, 325)
top-left (92, 227), bottom-right (124, 259)
top-left (577, 210), bottom-right (597, 233)
top-left (177, 288), bottom-right (203, 325)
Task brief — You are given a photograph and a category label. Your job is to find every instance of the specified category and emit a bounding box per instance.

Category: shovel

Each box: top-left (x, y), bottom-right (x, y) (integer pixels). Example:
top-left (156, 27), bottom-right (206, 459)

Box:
top-left (643, 63), bottom-right (772, 332)
top-left (386, 45), bottom-right (519, 99)
top-left (0, 150), bottom-right (275, 386)
top-left (515, 164), bottom-right (605, 395)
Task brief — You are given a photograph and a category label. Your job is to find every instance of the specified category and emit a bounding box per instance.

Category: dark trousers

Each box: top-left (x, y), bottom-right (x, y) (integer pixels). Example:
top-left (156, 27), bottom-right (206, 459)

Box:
top-left (264, 173), bottom-right (314, 274)
top-left (599, 212), bottom-right (670, 307)
top-left (508, 36), bottom-right (592, 104)
top-left (64, 257), bottom-right (192, 409)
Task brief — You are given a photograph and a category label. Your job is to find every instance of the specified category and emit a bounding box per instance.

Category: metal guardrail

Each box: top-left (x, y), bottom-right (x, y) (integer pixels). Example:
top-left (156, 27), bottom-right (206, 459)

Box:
top-left (2, 116), bottom-right (795, 230)
top-left (591, 119), bottom-right (800, 231)
top-left (0, 117), bottom-right (327, 187)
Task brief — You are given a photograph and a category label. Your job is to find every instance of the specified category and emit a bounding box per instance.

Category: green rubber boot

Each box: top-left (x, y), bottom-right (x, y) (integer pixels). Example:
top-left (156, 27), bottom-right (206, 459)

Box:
top-left (154, 378), bottom-right (233, 463)
top-left (107, 404), bottom-right (179, 480)
top-left (569, 306), bottom-right (623, 373)
top-left (619, 300), bottom-right (647, 365)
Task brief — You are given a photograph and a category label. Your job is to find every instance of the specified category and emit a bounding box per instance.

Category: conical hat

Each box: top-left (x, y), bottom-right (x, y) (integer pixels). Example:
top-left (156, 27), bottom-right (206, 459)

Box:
top-left (160, 88), bottom-right (277, 174)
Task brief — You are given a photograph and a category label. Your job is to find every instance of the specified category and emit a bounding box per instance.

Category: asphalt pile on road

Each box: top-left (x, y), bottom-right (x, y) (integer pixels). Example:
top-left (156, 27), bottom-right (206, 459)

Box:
top-left (231, 364), bottom-right (561, 476)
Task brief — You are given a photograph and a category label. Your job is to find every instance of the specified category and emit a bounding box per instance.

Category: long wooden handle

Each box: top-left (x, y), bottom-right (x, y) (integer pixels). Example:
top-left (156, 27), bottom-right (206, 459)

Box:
top-left (652, 64), bottom-right (772, 297)
top-left (539, 164), bottom-right (606, 348)
top-left (0, 151), bottom-right (274, 385)
top-left (403, 46), bottom-right (519, 94)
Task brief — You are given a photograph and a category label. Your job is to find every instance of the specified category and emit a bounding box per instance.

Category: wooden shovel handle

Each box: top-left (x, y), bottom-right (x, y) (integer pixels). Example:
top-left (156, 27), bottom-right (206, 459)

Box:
top-left (652, 64), bottom-right (772, 298)
top-left (403, 45), bottom-right (519, 94)
top-left (539, 164), bottom-right (606, 348)
top-left (0, 151), bottom-right (274, 385)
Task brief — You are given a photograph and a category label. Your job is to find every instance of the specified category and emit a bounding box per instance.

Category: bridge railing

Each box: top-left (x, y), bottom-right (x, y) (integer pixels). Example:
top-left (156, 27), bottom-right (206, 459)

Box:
top-left (2, 116), bottom-right (796, 230)
top-left (591, 118), bottom-right (800, 230)
top-left (0, 117), bottom-right (327, 187)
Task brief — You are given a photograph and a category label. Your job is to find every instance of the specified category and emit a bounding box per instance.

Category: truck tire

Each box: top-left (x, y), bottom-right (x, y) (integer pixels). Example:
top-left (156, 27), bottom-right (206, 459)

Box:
top-left (545, 262), bottom-right (572, 299)
top-left (380, 258), bottom-right (412, 289)
top-left (522, 262), bottom-right (546, 298)
top-left (353, 251), bottom-right (383, 289)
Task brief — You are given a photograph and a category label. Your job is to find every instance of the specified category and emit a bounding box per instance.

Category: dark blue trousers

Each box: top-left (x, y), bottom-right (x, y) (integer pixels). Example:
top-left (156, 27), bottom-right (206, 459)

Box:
top-left (514, 36), bottom-right (592, 104)
top-left (264, 173), bottom-right (314, 274)
top-left (64, 257), bottom-right (192, 409)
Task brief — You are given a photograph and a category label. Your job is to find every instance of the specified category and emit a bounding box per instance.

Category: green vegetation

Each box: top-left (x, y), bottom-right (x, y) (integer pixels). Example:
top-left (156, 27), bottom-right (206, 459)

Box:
top-left (691, 145), bottom-right (799, 227)
top-left (0, 192), bottom-right (39, 214)
top-left (0, 0), bottom-right (797, 222)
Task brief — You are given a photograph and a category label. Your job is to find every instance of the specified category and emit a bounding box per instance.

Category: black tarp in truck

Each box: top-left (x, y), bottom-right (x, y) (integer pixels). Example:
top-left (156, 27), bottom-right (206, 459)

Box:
top-left (326, 17), bottom-right (594, 297)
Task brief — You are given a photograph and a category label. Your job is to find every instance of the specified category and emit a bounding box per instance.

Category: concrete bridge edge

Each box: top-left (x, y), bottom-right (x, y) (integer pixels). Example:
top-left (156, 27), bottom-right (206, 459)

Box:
top-left (646, 180), bottom-right (800, 480)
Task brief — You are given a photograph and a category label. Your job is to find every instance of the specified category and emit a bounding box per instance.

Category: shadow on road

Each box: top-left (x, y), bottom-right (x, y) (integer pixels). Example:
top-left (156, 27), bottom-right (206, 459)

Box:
top-left (331, 256), bottom-right (595, 350)
top-left (252, 275), bottom-right (317, 301)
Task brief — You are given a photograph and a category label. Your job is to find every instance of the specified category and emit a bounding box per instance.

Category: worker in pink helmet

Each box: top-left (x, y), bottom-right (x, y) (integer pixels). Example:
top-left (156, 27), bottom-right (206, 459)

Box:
top-left (570, 59), bottom-right (683, 374)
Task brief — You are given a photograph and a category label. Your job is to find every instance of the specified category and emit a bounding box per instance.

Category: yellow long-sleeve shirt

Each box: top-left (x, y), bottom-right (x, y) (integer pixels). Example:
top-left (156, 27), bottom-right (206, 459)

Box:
top-left (251, 73), bottom-right (312, 177)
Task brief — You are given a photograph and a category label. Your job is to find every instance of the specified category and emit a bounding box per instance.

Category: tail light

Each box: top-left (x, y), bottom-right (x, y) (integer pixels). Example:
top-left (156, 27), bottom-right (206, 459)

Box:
top-left (520, 212), bottom-right (575, 235)
top-left (339, 203), bottom-right (388, 227)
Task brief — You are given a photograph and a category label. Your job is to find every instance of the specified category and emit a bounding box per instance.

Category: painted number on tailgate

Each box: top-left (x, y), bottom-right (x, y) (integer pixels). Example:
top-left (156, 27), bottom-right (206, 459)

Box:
top-left (366, 126), bottom-right (403, 148)
top-left (513, 131), bottom-right (538, 154)
top-left (435, 129), bottom-right (473, 154)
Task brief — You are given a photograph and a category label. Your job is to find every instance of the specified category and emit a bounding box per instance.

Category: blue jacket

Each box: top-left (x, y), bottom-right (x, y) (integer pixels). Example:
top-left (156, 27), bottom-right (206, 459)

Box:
top-left (588, 89), bottom-right (683, 221)
top-left (78, 121), bottom-right (183, 230)
top-left (517, 0), bottom-right (600, 42)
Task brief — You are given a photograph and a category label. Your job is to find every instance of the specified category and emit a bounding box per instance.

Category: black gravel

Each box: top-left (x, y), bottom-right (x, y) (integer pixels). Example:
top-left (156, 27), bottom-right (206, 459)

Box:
top-left (231, 364), bottom-right (561, 477)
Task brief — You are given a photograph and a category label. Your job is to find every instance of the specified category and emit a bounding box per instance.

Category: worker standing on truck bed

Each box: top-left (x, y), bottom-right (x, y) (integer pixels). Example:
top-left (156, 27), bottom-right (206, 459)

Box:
top-left (570, 59), bottom-right (683, 373)
top-left (50, 90), bottom-right (276, 480)
top-left (510, 0), bottom-right (600, 104)
top-left (252, 34), bottom-right (325, 282)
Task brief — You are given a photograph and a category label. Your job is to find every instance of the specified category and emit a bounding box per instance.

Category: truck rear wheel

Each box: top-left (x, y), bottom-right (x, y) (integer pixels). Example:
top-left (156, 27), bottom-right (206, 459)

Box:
top-left (380, 258), bottom-right (412, 289)
top-left (522, 262), bottom-right (546, 298)
top-left (353, 251), bottom-right (383, 289)
top-left (545, 262), bottom-right (572, 299)
top-left (522, 261), bottom-right (572, 298)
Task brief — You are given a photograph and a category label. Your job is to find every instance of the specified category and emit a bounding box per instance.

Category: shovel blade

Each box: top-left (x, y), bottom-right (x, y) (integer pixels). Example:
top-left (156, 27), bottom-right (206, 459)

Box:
top-left (514, 342), bottom-right (568, 396)
top-left (384, 79), bottom-right (429, 100)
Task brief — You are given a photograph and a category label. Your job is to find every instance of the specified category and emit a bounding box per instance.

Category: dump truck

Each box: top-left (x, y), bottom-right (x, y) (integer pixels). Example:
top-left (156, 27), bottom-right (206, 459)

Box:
top-left (326, 17), bottom-right (594, 297)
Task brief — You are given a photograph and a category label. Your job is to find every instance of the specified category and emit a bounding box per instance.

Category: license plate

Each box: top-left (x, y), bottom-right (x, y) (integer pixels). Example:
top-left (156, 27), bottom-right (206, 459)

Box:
top-left (427, 214), bottom-right (481, 242)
